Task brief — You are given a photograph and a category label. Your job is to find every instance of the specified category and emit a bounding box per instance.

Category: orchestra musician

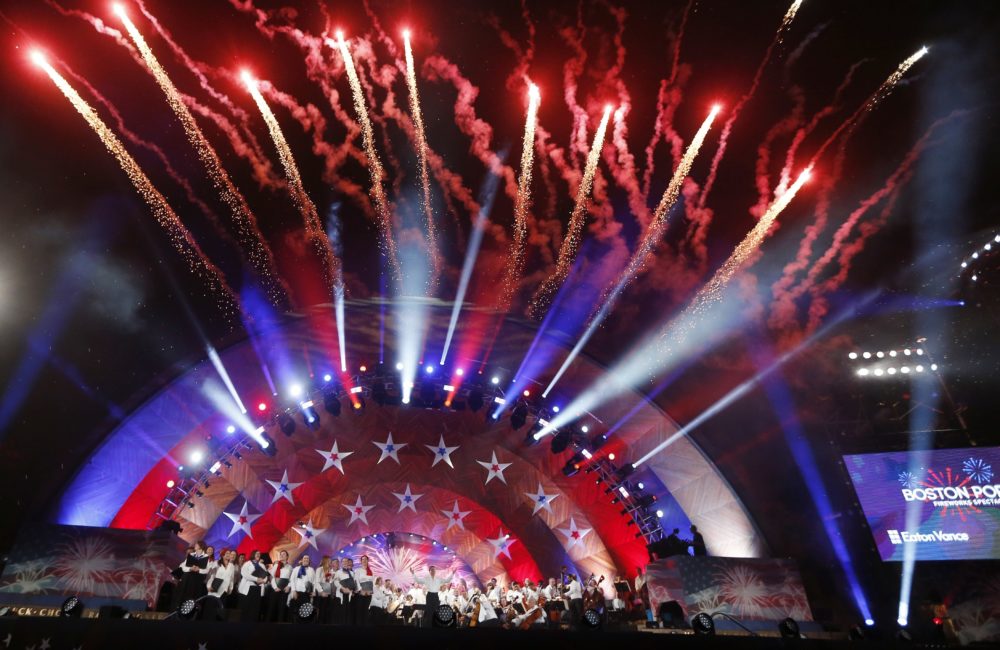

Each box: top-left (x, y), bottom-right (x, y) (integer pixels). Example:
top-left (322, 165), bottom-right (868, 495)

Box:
top-left (564, 573), bottom-right (583, 628)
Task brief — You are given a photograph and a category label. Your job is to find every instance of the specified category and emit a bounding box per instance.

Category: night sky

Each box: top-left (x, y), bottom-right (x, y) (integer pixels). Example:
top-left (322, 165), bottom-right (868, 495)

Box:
top-left (1, 0), bottom-right (999, 625)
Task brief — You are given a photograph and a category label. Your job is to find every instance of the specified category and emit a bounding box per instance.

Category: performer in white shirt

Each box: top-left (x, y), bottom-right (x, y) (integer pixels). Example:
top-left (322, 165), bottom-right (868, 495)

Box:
top-left (368, 576), bottom-right (388, 625)
top-left (267, 550), bottom-right (293, 622)
top-left (565, 573), bottom-right (584, 627)
top-left (313, 556), bottom-right (335, 624)
top-left (238, 550), bottom-right (269, 622)
top-left (410, 565), bottom-right (456, 628)
top-left (288, 554), bottom-right (316, 619)
top-left (174, 540), bottom-right (210, 610)
top-left (208, 550), bottom-right (237, 597)
top-left (334, 557), bottom-right (357, 625)
top-left (471, 590), bottom-right (500, 627)
top-left (486, 578), bottom-right (502, 606)
top-left (355, 555), bottom-right (375, 625)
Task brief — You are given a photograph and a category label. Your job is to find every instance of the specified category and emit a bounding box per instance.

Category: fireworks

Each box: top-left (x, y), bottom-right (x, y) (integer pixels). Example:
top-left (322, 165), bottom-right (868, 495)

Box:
top-left (113, 5), bottom-right (286, 306)
top-left (243, 71), bottom-right (342, 290)
top-left (31, 51), bottom-right (237, 310)
top-left (330, 32), bottom-right (402, 284)
top-left (403, 29), bottom-right (441, 294)
top-left (963, 457), bottom-right (993, 484)
top-left (499, 83), bottom-right (541, 311)
top-left (865, 47), bottom-right (929, 113)
top-left (614, 104), bottom-right (721, 299)
top-left (529, 104), bottom-right (612, 318)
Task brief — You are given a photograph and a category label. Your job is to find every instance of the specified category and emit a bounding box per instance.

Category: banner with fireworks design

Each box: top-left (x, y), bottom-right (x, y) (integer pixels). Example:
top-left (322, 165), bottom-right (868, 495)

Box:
top-left (646, 556), bottom-right (812, 623)
top-left (0, 524), bottom-right (185, 608)
top-left (845, 447), bottom-right (1000, 561)
top-left (334, 532), bottom-right (481, 590)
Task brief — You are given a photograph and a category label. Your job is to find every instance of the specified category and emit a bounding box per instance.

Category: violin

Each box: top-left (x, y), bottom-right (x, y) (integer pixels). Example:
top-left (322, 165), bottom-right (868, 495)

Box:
top-left (519, 594), bottom-right (547, 630)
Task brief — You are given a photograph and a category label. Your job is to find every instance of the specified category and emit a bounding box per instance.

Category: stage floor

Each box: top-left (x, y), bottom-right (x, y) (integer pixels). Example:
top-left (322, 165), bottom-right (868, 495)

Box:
top-left (0, 616), bottom-right (884, 650)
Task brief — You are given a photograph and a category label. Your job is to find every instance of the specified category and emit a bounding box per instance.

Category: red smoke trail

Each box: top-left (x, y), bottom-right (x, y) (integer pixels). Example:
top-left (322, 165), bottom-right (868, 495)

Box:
top-left (643, 0), bottom-right (693, 202)
top-left (786, 111), bottom-right (967, 331)
top-left (696, 0), bottom-right (804, 211)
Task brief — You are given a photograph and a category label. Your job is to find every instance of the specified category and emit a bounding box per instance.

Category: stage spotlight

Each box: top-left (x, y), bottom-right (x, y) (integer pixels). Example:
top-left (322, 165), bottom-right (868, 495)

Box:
top-left (510, 402), bottom-right (528, 430)
top-left (432, 603), bottom-right (456, 628)
top-left (323, 391), bottom-right (342, 416)
top-left (323, 373), bottom-right (333, 382)
top-left (352, 397), bottom-right (366, 413)
top-left (166, 480), bottom-right (175, 489)
top-left (581, 425), bottom-right (590, 433)
top-left (590, 433), bottom-right (607, 450)
top-left (177, 598), bottom-right (199, 620)
top-left (865, 618), bottom-right (875, 627)
top-left (296, 601), bottom-right (317, 623)
top-left (550, 429), bottom-right (571, 454)
top-left (301, 407), bottom-right (320, 430)
top-left (562, 456), bottom-right (582, 477)
top-left (656, 509), bottom-right (664, 518)
top-left (491, 376), bottom-right (500, 385)
top-left (608, 453), bottom-right (616, 461)
top-left (189, 450), bottom-right (204, 465)
top-left (61, 595), bottom-right (84, 618)
top-left (524, 428), bottom-right (541, 447)
top-left (259, 432), bottom-right (277, 457)
top-left (289, 383), bottom-right (304, 398)
top-left (257, 402), bottom-right (268, 412)
top-left (226, 425), bottom-right (236, 435)
top-left (278, 412), bottom-right (296, 436)
top-left (425, 365), bottom-right (435, 375)
top-left (779, 617), bottom-right (800, 639)
top-left (396, 362), bottom-right (404, 371)
top-left (692, 612), bottom-right (715, 635)
top-left (582, 608), bottom-right (602, 629)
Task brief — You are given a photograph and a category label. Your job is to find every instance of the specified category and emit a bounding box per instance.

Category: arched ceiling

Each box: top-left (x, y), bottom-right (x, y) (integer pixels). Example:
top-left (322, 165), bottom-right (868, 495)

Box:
top-left (52, 300), bottom-right (764, 580)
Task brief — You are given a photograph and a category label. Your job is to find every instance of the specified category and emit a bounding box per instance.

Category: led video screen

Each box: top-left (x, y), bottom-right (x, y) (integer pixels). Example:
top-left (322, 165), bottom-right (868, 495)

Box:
top-left (844, 447), bottom-right (1000, 561)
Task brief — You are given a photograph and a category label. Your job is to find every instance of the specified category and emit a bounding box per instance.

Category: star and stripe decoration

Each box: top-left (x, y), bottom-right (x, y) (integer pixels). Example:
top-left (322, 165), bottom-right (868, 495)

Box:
top-left (266, 469), bottom-right (303, 505)
top-left (392, 484), bottom-right (424, 513)
top-left (525, 482), bottom-right (559, 515)
top-left (443, 500), bottom-right (471, 531)
top-left (557, 517), bottom-right (592, 549)
top-left (477, 450), bottom-right (512, 485)
top-left (488, 529), bottom-right (516, 559)
top-left (425, 435), bottom-right (459, 468)
top-left (373, 432), bottom-right (407, 465)
top-left (223, 500), bottom-right (261, 539)
top-left (292, 518), bottom-right (326, 550)
top-left (316, 440), bottom-right (353, 474)
top-left (343, 495), bottom-right (375, 525)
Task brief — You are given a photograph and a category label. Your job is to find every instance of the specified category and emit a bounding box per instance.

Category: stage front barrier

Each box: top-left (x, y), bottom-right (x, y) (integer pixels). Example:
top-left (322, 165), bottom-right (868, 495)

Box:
top-left (0, 523), bottom-right (185, 611)
top-left (646, 556), bottom-right (813, 632)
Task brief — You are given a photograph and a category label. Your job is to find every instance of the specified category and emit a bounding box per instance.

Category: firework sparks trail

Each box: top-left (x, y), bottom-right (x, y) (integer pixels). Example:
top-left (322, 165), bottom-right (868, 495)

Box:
top-left (330, 33), bottom-right (402, 284)
top-left (403, 29), bottom-right (441, 293)
top-left (775, 111), bottom-right (964, 330)
top-left (608, 104), bottom-right (652, 229)
top-left (113, 6), bottom-right (287, 305)
top-left (243, 73), bottom-right (343, 290)
top-left (60, 65), bottom-right (229, 244)
top-left (32, 52), bottom-right (237, 310)
top-left (499, 83), bottom-right (541, 311)
top-left (697, 0), bottom-right (804, 211)
top-left (542, 106), bottom-right (720, 397)
top-left (528, 105), bottom-right (612, 318)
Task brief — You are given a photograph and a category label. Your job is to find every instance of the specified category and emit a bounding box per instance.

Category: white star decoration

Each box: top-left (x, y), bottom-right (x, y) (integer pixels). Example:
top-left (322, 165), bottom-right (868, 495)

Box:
top-left (223, 500), bottom-right (261, 539)
top-left (392, 484), bottom-right (424, 513)
top-left (488, 530), bottom-right (515, 559)
top-left (425, 434), bottom-right (459, 468)
top-left (525, 482), bottom-right (559, 515)
top-left (373, 432), bottom-right (407, 464)
top-left (316, 440), bottom-right (353, 474)
top-left (477, 450), bottom-right (512, 485)
top-left (443, 500), bottom-right (471, 531)
top-left (293, 518), bottom-right (326, 550)
top-left (557, 517), bottom-right (592, 549)
top-left (343, 495), bottom-right (375, 525)
top-left (266, 469), bottom-right (303, 505)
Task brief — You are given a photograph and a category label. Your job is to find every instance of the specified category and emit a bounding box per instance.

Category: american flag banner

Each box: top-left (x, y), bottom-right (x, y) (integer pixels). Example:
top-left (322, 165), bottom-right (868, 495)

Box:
top-left (0, 524), bottom-right (186, 608)
top-left (646, 556), bottom-right (812, 622)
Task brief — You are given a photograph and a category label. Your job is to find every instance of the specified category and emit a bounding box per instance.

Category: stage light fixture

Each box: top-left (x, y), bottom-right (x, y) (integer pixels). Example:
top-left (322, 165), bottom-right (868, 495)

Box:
top-left (353, 398), bottom-right (366, 413)
top-left (608, 453), bottom-right (616, 460)
top-left (426, 365), bottom-right (435, 374)
top-left (637, 482), bottom-right (645, 490)
top-left (166, 480), bottom-right (175, 489)
top-left (323, 373), bottom-right (333, 382)
top-left (848, 352), bottom-right (858, 360)
top-left (301, 407), bottom-right (320, 430)
top-left (289, 383), bottom-right (304, 398)
top-left (296, 601), bottom-right (317, 623)
top-left (692, 612), bottom-right (715, 635)
top-left (582, 608), bottom-right (602, 629)
top-left (323, 392), bottom-right (342, 416)
top-left (550, 429), bottom-right (571, 454)
top-left (61, 595), bottom-right (84, 618)
top-left (278, 412), bottom-right (296, 436)
top-left (862, 352), bottom-right (872, 359)
top-left (396, 362), bottom-right (404, 371)
top-left (510, 402), bottom-right (528, 430)
top-left (258, 432), bottom-right (277, 457)
top-left (562, 458), bottom-right (581, 477)
top-left (779, 617), bottom-right (800, 639)
top-left (177, 598), bottom-right (199, 620)
top-left (491, 376), bottom-right (500, 385)
top-left (581, 425), bottom-right (590, 433)
top-left (257, 402), bottom-right (268, 412)
top-left (432, 603), bottom-right (456, 628)
top-left (468, 388), bottom-right (484, 412)
top-left (226, 425), bottom-right (236, 435)
top-left (189, 450), bottom-right (204, 465)
top-left (360, 365), bottom-right (368, 372)
top-left (656, 509), bottom-right (664, 518)
top-left (865, 618), bottom-right (875, 627)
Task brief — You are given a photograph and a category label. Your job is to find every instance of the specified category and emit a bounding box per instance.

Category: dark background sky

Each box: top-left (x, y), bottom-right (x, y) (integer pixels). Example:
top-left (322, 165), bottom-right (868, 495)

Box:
top-left (0, 0), bottom-right (999, 626)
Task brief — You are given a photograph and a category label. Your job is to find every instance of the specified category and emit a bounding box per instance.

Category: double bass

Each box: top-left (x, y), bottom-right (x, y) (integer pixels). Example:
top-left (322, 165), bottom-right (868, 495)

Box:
top-left (468, 593), bottom-right (482, 628)
top-left (582, 575), bottom-right (606, 611)
top-left (519, 594), bottom-right (547, 630)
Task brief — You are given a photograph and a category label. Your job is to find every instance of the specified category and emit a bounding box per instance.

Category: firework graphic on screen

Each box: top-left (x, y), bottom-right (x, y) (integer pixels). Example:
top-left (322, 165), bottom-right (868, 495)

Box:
top-left (963, 458), bottom-right (993, 484)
